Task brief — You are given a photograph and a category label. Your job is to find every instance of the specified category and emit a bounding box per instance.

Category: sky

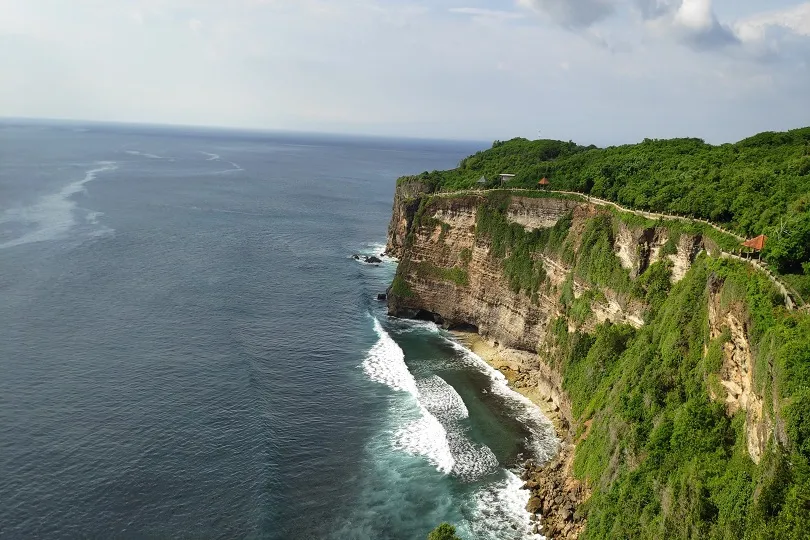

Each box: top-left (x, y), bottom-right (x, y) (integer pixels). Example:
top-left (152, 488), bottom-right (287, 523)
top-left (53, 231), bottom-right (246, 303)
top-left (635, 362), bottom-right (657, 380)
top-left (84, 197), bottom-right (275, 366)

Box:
top-left (1, 0), bottom-right (809, 144)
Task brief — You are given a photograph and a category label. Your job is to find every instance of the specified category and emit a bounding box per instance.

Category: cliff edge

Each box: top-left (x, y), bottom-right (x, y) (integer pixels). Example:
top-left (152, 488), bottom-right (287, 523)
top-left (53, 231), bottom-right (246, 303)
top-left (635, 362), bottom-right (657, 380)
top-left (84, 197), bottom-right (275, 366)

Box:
top-left (385, 186), bottom-right (810, 539)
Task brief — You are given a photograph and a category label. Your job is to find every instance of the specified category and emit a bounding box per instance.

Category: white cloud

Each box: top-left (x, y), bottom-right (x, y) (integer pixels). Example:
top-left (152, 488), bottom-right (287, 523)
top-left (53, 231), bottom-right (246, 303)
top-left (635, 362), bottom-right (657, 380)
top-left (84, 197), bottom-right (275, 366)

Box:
top-left (640, 0), bottom-right (738, 50)
top-left (516, 0), bottom-right (616, 28)
top-left (0, 0), bottom-right (807, 142)
top-left (449, 7), bottom-right (525, 20)
top-left (734, 2), bottom-right (810, 43)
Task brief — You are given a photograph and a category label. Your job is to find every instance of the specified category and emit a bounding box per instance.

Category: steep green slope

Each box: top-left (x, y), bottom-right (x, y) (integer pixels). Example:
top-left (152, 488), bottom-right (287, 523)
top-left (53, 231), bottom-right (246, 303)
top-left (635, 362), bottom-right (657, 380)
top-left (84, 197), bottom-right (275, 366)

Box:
top-left (557, 258), bottom-right (810, 539)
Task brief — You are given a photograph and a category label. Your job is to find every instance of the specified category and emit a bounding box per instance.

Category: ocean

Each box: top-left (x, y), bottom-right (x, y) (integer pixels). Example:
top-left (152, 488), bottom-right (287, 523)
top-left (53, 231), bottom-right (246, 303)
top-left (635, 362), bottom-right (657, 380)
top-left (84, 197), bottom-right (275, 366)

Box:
top-left (0, 121), bottom-right (557, 539)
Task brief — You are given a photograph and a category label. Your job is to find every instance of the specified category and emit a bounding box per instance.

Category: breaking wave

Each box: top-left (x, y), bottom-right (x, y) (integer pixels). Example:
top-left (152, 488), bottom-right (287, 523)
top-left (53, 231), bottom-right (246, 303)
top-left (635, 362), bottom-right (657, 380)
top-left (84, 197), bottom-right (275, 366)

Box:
top-left (446, 339), bottom-right (559, 463)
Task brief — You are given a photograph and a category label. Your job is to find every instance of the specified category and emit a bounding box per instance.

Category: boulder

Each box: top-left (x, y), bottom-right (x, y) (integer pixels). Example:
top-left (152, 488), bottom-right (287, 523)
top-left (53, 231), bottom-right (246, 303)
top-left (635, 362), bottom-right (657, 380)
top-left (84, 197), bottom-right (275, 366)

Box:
top-left (527, 496), bottom-right (543, 514)
top-left (365, 256), bottom-right (383, 264)
top-left (377, 293), bottom-right (387, 301)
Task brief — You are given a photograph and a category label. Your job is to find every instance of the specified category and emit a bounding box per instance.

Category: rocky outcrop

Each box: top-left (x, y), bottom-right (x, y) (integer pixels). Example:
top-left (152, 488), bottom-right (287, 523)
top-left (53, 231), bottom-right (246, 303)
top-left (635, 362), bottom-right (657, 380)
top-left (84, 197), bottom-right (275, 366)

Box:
top-left (613, 222), bottom-right (703, 283)
top-left (523, 446), bottom-right (588, 540)
top-left (507, 196), bottom-right (580, 231)
top-left (707, 280), bottom-right (771, 463)
top-left (386, 179), bottom-right (434, 259)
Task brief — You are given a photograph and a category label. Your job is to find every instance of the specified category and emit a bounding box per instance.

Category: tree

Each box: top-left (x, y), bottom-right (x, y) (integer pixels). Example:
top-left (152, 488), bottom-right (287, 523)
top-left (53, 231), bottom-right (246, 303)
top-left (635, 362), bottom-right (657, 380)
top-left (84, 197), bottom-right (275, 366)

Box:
top-left (427, 523), bottom-right (462, 540)
top-left (764, 211), bottom-right (810, 273)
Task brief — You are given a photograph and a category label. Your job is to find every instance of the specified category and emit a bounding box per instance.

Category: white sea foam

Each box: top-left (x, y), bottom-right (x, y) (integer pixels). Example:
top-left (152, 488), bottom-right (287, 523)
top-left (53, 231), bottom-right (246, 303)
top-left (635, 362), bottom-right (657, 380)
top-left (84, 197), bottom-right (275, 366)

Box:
top-left (85, 211), bottom-right (103, 225)
top-left (418, 375), bottom-right (469, 421)
top-left (199, 151), bottom-right (220, 161)
top-left (0, 162), bottom-right (118, 249)
top-left (198, 151), bottom-right (243, 173)
top-left (393, 406), bottom-right (455, 474)
top-left (362, 318), bottom-right (455, 474)
top-left (125, 150), bottom-right (167, 160)
top-left (362, 318), bottom-right (419, 396)
top-left (389, 318), bottom-right (442, 335)
top-left (446, 339), bottom-right (559, 463)
top-left (417, 375), bottom-right (502, 481)
top-left (467, 470), bottom-right (546, 540)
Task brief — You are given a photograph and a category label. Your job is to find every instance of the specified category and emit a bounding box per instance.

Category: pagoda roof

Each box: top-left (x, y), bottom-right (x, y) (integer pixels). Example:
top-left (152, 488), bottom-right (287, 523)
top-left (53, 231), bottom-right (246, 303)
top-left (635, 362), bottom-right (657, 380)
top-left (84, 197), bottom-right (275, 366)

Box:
top-left (742, 234), bottom-right (767, 251)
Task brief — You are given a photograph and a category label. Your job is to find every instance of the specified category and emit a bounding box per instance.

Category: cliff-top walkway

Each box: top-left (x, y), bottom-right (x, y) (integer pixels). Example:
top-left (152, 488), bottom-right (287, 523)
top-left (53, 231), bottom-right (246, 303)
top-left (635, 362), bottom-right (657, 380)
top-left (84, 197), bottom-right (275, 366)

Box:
top-left (431, 187), bottom-right (805, 311)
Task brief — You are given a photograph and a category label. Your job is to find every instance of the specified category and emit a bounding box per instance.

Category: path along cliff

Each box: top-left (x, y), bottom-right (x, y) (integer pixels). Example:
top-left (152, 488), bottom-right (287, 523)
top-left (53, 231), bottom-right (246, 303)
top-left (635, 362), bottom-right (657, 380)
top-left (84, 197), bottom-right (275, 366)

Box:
top-left (384, 183), bottom-right (810, 539)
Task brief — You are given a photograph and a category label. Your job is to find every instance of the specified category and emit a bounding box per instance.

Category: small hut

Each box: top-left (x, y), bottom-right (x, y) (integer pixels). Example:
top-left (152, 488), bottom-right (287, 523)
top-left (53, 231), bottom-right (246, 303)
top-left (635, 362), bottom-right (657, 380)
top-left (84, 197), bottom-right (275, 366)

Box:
top-left (538, 177), bottom-right (550, 190)
top-left (741, 234), bottom-right (767, 259)
top-left (476, 176), bottom-right (487, 188)
top-left (499, 173), bottom-right (516, 185)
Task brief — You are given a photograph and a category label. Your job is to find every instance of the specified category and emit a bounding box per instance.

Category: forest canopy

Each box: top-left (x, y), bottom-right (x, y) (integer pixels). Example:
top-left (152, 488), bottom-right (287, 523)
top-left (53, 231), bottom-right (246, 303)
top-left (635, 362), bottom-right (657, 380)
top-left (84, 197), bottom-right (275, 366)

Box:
top-left (400, 127), bottom-right (810, 294)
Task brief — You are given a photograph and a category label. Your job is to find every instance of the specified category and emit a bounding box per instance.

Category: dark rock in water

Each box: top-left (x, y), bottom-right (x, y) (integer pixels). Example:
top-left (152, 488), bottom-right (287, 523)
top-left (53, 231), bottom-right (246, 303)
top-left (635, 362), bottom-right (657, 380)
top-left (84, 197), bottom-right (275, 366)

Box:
top-left (377, 293), bottom-right (387, 301)
top-left (352, 254), bottom-right (360, 260)
top-left (365, 256), bottom-right (382, 264)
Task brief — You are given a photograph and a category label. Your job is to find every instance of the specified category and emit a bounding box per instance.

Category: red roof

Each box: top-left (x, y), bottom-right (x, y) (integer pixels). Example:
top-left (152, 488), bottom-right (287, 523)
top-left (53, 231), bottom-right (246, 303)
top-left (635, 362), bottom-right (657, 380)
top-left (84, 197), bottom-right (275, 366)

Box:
top-left (538, 178), bottom-right (550, 185)
top-left (742, 234), bottom-right (767, 251)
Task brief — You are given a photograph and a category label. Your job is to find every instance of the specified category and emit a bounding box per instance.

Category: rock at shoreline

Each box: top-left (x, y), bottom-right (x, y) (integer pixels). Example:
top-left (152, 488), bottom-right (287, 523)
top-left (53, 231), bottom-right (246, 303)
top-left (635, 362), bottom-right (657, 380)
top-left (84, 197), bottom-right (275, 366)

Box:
top-left (377, 293), bottom-right (387, 301)
top-left (353, 254), bottom-right (383, 264)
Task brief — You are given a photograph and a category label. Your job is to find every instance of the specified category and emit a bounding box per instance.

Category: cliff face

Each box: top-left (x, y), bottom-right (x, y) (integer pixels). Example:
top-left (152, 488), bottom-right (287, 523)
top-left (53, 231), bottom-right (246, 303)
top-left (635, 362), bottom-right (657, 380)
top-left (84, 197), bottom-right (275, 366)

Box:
top-left (391, 195), bottom-right (580, 349)
top-left (386, 179), bottom-right (434, 259)
top-left (387, 191), bottom-right (700, 360)
top-left (385, 186), bottom-right (783, 539)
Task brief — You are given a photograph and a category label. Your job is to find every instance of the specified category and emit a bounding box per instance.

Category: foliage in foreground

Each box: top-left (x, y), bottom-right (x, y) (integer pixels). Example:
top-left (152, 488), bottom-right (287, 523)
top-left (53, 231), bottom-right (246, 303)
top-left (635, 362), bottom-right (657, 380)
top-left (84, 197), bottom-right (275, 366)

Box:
top-left (427, 522), bottom-right (462, 540)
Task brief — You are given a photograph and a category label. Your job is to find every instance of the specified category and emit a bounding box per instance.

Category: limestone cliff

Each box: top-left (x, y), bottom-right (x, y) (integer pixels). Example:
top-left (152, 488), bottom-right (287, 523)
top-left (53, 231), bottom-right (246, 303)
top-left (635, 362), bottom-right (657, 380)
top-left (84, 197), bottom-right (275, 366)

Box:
top-left (384, 186), bottom-right (779, 539)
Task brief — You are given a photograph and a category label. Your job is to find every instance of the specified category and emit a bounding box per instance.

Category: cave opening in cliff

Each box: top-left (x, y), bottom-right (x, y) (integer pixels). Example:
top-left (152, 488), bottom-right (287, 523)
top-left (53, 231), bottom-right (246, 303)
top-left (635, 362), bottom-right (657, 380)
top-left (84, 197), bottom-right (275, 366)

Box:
top-left (448, 322), bottom-right (479, 333)
top-left (413, 309), bottom-right (440, 323)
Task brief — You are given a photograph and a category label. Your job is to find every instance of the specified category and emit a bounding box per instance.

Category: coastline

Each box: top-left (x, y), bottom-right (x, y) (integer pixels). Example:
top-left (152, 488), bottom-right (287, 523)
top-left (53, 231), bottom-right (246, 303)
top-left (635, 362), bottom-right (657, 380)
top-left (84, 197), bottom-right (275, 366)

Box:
top-left (450, 330), bottom-right (588, 540)
top-left (450, 330), bottom-right (565, 435)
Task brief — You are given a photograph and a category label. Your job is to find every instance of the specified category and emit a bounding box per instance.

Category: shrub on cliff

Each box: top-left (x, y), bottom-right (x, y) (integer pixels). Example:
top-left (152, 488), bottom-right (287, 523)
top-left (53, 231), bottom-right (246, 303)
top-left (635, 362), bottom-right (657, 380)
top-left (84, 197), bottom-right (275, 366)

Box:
top-left (427, 523), bottom-right (462, 540)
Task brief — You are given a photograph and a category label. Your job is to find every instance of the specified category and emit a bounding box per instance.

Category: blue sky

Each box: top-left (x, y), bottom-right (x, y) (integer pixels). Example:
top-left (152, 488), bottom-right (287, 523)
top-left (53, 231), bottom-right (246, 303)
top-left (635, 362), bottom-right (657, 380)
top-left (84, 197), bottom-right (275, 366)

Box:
top-left (2, 0), bottom-right (809, 144)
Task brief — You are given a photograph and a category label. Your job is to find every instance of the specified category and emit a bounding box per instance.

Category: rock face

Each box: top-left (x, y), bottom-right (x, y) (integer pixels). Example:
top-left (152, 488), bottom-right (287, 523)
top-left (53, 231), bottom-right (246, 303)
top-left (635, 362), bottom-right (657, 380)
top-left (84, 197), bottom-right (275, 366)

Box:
top-left (384, 190), bottom-right (658, 537)
top-left (707, 278), bottom-right (771, 463)
top-left (384, 186), bottom-right (767, 537)
top-left (523, 446), bottom-right (587, 540)
top-left (386, 179), bottom-right (434, 259)
top-left (613, 221), bottom-right (703, 282)
top-left (387, 194), bottom-right (649, 350)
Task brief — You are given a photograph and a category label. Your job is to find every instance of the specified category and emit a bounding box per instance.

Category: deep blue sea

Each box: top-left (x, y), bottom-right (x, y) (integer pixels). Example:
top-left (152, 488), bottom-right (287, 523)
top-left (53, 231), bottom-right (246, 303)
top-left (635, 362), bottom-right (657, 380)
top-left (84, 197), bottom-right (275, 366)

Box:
top-left (0, 121), bottom-right (557, 539)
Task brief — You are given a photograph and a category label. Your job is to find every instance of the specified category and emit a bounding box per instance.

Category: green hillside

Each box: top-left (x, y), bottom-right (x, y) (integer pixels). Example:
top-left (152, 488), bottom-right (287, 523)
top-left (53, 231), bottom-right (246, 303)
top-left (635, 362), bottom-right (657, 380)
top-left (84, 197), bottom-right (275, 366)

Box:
top-left (401, 127), bottom-right (810, 297)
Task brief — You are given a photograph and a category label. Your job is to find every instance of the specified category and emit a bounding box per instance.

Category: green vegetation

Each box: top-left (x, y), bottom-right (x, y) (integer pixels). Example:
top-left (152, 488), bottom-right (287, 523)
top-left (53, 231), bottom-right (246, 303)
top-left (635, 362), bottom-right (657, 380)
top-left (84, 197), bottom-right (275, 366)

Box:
top-left (413, 262), bottom-right (469, 286)
top-left (557, 256), bottom-right (810, 539)
top-left (400, 127), bottom-right (810, 292)
top-left (389, 126), bottom-right (810, 537)
top-left (390, 275), bottom-right (415, 298)
top-left (427, 523), bottom-right (462, 540)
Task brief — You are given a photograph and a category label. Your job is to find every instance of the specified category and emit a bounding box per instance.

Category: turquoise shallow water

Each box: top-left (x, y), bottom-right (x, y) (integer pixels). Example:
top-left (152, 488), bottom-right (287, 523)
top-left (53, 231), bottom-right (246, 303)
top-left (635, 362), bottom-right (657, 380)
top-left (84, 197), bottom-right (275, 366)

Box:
top-left (0, 121), bottom-right (556, 539)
